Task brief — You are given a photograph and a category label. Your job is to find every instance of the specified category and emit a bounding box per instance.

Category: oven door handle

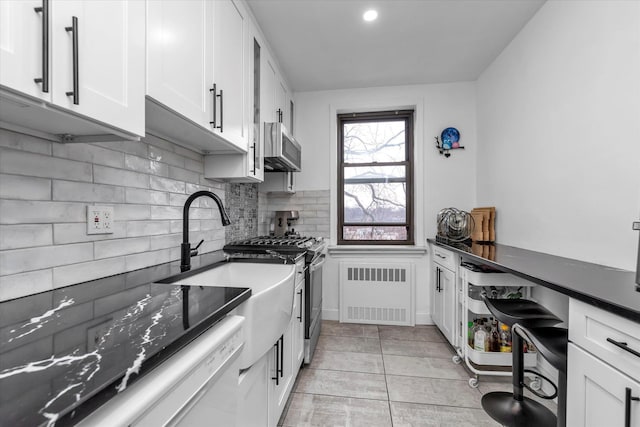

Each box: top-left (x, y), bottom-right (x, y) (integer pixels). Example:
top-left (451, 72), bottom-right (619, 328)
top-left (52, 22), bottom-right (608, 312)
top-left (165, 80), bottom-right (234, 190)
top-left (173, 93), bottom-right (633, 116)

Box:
top-left (310, 254), bottom-right (326, 272)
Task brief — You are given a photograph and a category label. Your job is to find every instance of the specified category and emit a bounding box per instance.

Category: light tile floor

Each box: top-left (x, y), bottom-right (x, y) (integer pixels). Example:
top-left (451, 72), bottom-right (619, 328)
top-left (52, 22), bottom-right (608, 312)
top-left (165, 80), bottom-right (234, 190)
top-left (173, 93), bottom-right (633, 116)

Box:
top-left (279, 320), bottom-right (557, 427)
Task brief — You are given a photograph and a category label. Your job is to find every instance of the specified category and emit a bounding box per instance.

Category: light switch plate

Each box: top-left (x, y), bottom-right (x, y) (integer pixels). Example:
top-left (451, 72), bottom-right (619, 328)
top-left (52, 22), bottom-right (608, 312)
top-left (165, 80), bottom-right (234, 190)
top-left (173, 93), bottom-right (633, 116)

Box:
top-left (87, 205), bottom-right (114, 235)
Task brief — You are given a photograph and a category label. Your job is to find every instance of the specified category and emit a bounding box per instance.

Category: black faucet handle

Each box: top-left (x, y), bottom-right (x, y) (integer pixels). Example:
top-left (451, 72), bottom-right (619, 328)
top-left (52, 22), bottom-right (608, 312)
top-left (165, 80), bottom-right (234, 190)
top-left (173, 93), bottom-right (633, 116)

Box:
top-left (190, 239), bottom-right (205, 257)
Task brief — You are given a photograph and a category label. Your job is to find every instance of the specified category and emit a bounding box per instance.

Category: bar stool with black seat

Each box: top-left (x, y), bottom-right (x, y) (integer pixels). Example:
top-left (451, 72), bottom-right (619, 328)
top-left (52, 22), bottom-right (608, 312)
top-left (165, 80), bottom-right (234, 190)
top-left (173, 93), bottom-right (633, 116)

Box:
top-left (512, 324), bottom-right (568, 427)
top-left (481, 296), bottom-right (562, 427)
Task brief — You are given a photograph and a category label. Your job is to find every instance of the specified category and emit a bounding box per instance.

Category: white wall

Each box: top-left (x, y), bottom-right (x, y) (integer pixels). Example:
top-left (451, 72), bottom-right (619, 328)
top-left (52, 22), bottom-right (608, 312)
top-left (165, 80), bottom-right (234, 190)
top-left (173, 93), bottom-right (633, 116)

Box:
top-left (293, 83), bottom-right (478, 322)
top-left (476, 0), bottom-right (640, 270)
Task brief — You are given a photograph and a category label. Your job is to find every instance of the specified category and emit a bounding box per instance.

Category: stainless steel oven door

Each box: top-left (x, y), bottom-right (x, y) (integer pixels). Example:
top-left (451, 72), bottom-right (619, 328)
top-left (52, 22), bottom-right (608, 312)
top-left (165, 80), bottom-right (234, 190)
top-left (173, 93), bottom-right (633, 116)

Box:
top-left (304, 254), bottom-right (325, 363)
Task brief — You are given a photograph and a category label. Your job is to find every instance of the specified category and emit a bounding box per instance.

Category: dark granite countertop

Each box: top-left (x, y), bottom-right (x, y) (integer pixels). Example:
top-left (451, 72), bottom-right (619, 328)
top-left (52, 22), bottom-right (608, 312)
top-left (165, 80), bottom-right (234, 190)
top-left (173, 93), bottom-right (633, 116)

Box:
top-left (0, 254), bottom-right (251, 427)
top-left (428, 239), bottom-right (640, 323)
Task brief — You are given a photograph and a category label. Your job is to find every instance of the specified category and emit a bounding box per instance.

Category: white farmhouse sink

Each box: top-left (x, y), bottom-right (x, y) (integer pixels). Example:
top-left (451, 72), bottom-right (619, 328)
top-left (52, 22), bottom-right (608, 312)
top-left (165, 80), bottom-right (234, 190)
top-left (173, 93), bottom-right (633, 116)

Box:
top-left (171, 262), bottom-right (295, 369)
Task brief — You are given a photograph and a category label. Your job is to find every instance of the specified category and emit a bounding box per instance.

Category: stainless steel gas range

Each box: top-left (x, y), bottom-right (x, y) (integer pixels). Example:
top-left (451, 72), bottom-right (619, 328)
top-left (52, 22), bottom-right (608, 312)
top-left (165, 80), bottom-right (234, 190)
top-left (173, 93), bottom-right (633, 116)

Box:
top-left (223, 236), bottom-right (327, 364)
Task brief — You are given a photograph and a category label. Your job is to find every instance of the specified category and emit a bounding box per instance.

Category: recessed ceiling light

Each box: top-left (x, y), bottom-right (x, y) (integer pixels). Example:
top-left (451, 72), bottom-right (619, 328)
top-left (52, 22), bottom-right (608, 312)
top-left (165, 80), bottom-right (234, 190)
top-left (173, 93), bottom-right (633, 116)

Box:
top-left (363, 9), bottom-right (378, 22)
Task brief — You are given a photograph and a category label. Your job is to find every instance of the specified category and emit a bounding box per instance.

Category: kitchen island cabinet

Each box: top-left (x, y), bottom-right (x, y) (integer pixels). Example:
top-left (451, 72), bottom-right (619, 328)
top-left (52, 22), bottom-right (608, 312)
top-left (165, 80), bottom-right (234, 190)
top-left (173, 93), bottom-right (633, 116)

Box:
top-left (0, 0), bottom-right (145, 140)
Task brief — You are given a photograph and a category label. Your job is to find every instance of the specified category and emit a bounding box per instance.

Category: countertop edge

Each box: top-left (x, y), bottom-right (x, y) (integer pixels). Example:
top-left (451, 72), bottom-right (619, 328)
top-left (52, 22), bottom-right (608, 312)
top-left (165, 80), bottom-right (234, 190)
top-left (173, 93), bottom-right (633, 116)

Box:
top-left (428, 239), bottom-right (640, 324)
top-left (58, 287), bottom-right (251, 426)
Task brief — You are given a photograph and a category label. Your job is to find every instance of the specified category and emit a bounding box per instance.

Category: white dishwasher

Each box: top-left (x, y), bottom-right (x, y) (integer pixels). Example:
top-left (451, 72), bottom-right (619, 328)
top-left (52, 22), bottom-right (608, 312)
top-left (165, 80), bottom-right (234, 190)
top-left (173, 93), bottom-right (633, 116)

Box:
top-left (79, 315), bottom-right (244, 427)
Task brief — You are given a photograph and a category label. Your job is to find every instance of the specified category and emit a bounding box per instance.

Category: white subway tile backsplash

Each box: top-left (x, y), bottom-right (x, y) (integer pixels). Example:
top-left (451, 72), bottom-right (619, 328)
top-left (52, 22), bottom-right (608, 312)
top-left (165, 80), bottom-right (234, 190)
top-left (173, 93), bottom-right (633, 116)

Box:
top-left (0, 148), bottom-right (92, 181)
top-left (0, 129), bottom-right (51, 155)
top-left (0, 128), bottom-right (241, 299)
top-left (52, 143), bottom-right (124, 168)
top-left (53, 222), bottom-right (127, 244)
top-left (112, 204), bottom-right (151, 221)
top-left (126, 220), bottom-right (171, 237)
top-left (125, 248), bottom-right (172, 271)
top-left (0, 174), bottom-right (51, 200)
top-left (94, 165), bottom-right (149, 189)
top-left (0, 224), bottom-right (53, 250)
top-left (52, 257), bottom-right (127, 288)
top-left (149, 234), bottom-right (182, 251)
top-left (148, 146), bottom-right (185, 168)
top-left (1, 243), bottom-right (93, 276)
top-left (168, 166), bottom-right (200, 184)
top-left (0, 200), bottom-right (86, 224)
top-left (94, 140), bottom-right (148, 158)
top-left (184, 158), bottom-right (204, 173)
top-left (0, 269), bottom-right (53, 301)
top-left (173, 144), bottom-right (203, 162)
top-left (124, 188), bottom-right (169, 205)
top-left (52, 181), bottom-right (125, 203)
top-left (150, 176), bottom-right (186, 193)
top-left (150, 206), bottom-right (182, 220)
top-left (124, 154), bottom-right (169, 176)
top-left (94, 237), bottom-right (151, 259)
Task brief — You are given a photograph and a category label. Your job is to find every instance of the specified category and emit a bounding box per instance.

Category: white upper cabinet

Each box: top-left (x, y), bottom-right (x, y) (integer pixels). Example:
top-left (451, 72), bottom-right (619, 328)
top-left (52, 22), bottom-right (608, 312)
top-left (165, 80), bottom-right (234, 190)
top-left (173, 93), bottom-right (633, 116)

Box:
top-left (0, 0), bottom-right (50, 101)
top-left (212, 0), bottom-right (247, 148)
top-left (261, 52), bottom-right (277, 126)
top-left (204, 4), bottom-right (262, 182)
top-left (51, 0), bottom-right (145, 136)
top-left (146, 0), bottom-right (249, 154)
top-left (0, 0), bottom-right (145, 140)
top-left (276, 80), bottom-right (287, 126)
top-left (146, 0), bottom-right (213, 128)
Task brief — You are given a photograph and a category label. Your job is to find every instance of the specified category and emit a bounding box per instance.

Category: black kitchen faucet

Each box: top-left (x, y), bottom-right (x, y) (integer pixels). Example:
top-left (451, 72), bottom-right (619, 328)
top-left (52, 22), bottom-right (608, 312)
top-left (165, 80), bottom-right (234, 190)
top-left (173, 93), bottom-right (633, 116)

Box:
top-left (181, 190), bottom-right (231, 272)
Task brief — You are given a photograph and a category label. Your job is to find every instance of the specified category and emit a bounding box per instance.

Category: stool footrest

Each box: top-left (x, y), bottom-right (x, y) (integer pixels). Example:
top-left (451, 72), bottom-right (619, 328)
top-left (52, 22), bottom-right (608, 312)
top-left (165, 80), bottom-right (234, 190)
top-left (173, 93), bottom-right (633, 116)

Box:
top-left (523, 369), bottom-right (558, 400)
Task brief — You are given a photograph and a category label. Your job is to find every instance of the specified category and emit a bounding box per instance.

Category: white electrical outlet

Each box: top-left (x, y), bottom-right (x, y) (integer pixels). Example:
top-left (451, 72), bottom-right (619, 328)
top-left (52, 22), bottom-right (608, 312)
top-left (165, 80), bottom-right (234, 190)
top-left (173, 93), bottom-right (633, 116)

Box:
top-left (87, 205), bottom-right (115, 235)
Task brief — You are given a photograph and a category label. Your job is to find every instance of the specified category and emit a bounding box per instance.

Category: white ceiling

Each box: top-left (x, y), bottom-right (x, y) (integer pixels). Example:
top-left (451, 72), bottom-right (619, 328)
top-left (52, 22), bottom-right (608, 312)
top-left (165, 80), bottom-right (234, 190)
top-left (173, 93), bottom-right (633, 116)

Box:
top-left (246, 0), bottom-right (546, 92)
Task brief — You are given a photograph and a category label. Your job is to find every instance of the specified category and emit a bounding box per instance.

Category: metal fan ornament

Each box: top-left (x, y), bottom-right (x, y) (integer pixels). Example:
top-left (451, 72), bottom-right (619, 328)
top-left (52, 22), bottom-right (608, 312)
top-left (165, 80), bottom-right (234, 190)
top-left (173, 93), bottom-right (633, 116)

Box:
top-left (437, 208), bottom-right (475, 243)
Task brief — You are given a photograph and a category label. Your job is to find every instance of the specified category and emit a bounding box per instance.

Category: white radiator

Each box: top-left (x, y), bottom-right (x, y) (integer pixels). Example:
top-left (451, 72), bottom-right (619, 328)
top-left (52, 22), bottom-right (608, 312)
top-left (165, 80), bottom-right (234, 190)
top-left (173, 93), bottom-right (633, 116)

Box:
top-left (339, 261), bottom-right (415, 326)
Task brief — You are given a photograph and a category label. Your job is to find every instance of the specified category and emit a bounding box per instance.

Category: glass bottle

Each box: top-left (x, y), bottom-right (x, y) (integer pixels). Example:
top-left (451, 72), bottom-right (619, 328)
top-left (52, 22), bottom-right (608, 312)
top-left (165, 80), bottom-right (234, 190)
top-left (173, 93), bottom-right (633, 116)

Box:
top-left (473, 319), bottom-right (488, 352)
top-left (489, 319), bottom-right (500, 352)
top-left (499, 323), bottom-right (512, 352)
top-left (468, 321), bottom-right (475, 347)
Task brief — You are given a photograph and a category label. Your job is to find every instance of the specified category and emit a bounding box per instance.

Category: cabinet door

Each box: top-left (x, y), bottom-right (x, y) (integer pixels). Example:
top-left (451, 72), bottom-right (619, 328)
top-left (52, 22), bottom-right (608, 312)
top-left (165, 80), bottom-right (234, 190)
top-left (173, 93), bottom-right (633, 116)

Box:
top-left (276, 80), bottom-right (287, 126)
top-left (567, 343), bottom-right (640, 427)
top-left (432, 263), bottom-right (455, 345)
top-left (212, 0), bottom-right (247, 149)
top-left (268, 332), bottom-right (292, 427)
top-left (261, 54), bottom-right (277, 126)
top-left (147, 0), bottom-right (213, 129)
top-left (51, 0), bottom-right (144, 136)
top-left (237, 354), bottom-right (269, 427)
top-left (0, 0), bottom-right (51, 101)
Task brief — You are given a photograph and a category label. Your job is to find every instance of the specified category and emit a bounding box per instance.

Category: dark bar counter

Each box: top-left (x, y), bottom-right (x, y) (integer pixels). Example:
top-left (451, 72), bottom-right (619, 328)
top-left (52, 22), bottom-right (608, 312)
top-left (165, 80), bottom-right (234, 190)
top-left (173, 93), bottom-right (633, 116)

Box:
top-left (428, 239), bottom-right (639, 323)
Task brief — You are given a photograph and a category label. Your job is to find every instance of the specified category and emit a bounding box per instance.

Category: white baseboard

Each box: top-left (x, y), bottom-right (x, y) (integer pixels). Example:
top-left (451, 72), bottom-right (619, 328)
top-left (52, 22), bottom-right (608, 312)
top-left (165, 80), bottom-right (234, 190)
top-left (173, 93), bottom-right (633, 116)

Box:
top-left (322, 308), bottom-right (339, 321)
top-left (416, 312), bottom-right (434, 325)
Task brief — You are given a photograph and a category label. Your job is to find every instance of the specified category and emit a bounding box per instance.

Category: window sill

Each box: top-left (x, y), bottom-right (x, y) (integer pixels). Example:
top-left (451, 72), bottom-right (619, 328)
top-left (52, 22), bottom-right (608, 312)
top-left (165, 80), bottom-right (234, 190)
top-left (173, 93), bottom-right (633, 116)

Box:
top-left (327, 245), bottom-right (428, 256)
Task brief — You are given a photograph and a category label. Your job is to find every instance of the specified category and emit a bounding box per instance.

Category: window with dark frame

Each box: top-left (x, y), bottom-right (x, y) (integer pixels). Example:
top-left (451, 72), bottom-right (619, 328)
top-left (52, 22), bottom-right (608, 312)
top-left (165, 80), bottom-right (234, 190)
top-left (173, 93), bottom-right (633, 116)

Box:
top-left (337, 110), bottom-right (414, 245)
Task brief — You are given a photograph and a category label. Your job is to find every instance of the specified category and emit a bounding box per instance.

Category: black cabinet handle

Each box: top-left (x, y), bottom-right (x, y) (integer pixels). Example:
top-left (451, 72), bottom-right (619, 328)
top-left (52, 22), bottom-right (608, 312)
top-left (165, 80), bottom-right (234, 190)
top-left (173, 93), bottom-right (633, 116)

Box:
top-left (64, 16), bottom-right (79, 104)
top-left (277, 108), bottom-right (283, 123)
top-left (297, 289), bottom-right (303, 322)
top-left (271, 341), bottom-right (279, 385)
top-left (216, 90), bottom-right (223, 132)
top-left (250, 143), bottom-right (256, 174)
top-left (436, 267), bottom-right (441, 292)
top-left (33, 0), bottom-right (49, 93)
top-left (279, 335), bottom-right (284, 378)
top-left (209, 84), bottom-right (217, 127)
top-left (607, 338), bottom-right (640, 358)
top-left (625, 387), bottom-right (640, 427)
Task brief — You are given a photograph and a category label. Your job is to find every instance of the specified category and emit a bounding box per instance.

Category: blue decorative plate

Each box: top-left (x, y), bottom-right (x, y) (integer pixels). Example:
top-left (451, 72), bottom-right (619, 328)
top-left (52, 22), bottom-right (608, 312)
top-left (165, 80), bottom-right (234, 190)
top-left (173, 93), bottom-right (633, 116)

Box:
top-left (441, 127), bottom-right (460, 150)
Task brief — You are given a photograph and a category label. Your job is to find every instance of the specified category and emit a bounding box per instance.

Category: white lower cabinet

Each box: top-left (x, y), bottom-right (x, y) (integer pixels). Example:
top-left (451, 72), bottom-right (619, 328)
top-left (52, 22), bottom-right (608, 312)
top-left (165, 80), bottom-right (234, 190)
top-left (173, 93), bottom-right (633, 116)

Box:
top-left (567, 343), bottom-right (640, 426)
top-left (431, 246), bottom-right (457, 346)
top-left (237, 268), bottom-right (305, 427)
top-left (237, 354), bottom-right (269, 427)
